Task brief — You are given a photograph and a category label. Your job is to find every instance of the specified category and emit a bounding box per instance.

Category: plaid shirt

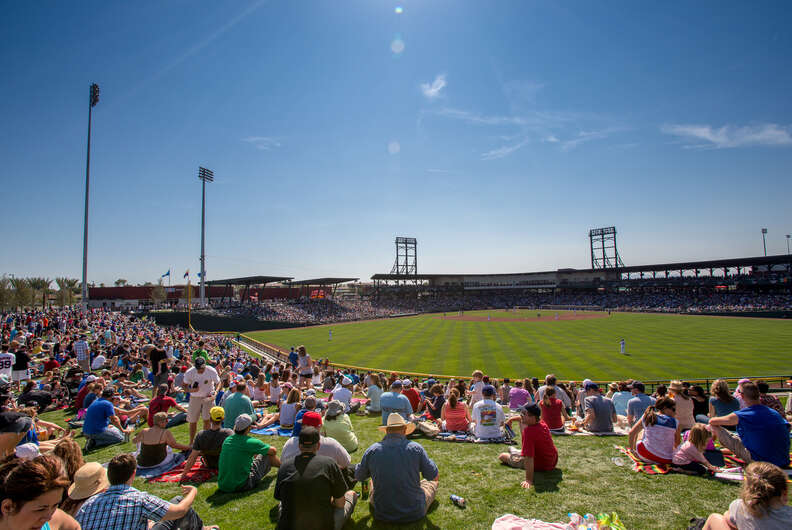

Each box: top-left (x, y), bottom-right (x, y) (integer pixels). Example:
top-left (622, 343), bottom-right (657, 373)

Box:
top-left (74, 340), bottom-right (89, 361)
top-left (76, 484), bottom-right (170, 530)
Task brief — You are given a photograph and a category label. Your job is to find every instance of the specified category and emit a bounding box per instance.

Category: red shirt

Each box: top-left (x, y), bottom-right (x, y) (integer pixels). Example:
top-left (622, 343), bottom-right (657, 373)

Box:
top-left (148, 395), bottom-right (178, 426)
top-left (403, 388), bottom-right (421, 411)
top-left (539, 398), bottom-right (565, 430)
top-left (75, 384), bottom-right (92, 410)
top-left (43, 359), bottom-right (60, 372)
top-left (521, 421), bottom-right (558, 471)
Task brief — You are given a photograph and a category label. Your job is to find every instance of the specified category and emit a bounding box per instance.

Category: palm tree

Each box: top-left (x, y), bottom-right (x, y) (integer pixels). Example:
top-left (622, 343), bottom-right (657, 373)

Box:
top-left (9, 277), bottom-right (32, 309)
top-left (115, 278), bottom-right (128, 287)
top-left (55, 278), bottom-right (80, 306)
top-left (0, 276), bottom-right (10, 310)
top-left (26, 278), bottom-right (52, 308)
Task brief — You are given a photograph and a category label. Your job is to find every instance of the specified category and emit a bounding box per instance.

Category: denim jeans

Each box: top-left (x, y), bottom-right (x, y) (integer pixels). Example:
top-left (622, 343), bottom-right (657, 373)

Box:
top-left (150, 496), bottom-right (204, 530)
top-left (85, 425), bottom-right (124, 447)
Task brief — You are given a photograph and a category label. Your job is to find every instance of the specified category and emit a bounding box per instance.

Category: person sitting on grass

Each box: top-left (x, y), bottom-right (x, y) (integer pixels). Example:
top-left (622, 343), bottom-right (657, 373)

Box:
top-left (379, 380), bottom-right (413, 424)
top-left (709, 382), bottom-right (790, 468)
top-left (76, 453), bottom-right (217, 530)
top-left (217, 414), bottom-right (281, 493)
top-left (281, 412), bottom-right (351, 470)
top-left (472, 385), bottom-right (505, 440)
top-left (222, 380), bottom-right (258, 430)
top-left (498, 404), bottom-right (558, 490)
top-left (708, 379), bottom-right (740, 426)
top-left (702, 461), bottom-right (792, 530)
top-left (133, 412), bottom-right (192, 469)
top-left (274, 426), bottom-right (358, 530)
top-left (577, 383), bottom-right (616, 433)
top-left (354, 413), bottom-right (439, 524)
top-left (757, 380), bottom-right (785, 417)
top-left (180, 407), bottom-right (232, 482)
top-left (441, 388), bottom-right (471, 432)
top-left (328, 376), bottom-right (360, 414)
top-left (279, 388), bottom-right (302, 430)
top-left (401, 379), bottom-right (422, 413)
top-left (60, 462), bottom-right (109, 517)
top-left (364, 373), bottom-right (383, 415)
top-left (628, 397), bottom-right (680, 465)
top-left (0, 453), bottom-right (79, 530)
top-left (321, 400), bottom-right (358, 453)
top-left (539, 387), bottom-right (570, 433)
top-left (148, 384), bottom-right (187, 428)
top-left (82, 388), bottom-right (133, 451)
top-left (626, 381), bottom-right (655, 426)
top-left (424, 384), bottom-right (446, 421)
top-left (508, 379), bottom-right (534, 410)
top-left (671, 423), bottom-right (722, 475)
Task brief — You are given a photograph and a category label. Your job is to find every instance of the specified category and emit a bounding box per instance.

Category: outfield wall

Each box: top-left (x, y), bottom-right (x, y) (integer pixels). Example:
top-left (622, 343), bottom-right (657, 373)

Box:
top-left (148, 311), bottom-right (304, 332)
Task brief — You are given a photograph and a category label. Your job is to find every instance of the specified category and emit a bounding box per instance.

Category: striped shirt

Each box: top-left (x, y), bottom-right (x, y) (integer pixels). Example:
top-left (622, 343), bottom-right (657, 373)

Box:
top-left (73, 340), bottom-right (90, 361)
top-left (76, 484), bottom-right (170, 530)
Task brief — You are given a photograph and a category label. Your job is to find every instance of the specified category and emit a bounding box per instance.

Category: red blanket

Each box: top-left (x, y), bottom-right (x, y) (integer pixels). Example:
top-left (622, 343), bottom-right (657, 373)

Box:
top-left (147, 457), bottom-right (217, 484)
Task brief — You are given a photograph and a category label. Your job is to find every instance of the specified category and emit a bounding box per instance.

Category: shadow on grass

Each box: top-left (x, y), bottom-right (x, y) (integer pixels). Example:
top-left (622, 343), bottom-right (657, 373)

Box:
top-left (534, 468), bottom-right (563, 492)
top-left (344, 499), bottom-right (441, 530)
top-left (204, 475), bottom-right (276, 507)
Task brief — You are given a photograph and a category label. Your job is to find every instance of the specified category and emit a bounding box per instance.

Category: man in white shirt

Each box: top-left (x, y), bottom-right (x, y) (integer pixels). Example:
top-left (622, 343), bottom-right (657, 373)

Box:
top-left (472, 385), bottom-right (505, 440)
top-left (90, 352), bottom-right (107, 370)
top-left (280, 411), bottom-right (351, 469)
top-left (183, 357), bottom-right (221, 444)
top-left (0, 345), bottom-right (15, 381)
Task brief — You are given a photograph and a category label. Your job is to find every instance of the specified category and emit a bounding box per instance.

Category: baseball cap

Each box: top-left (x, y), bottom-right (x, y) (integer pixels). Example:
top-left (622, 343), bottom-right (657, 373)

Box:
top-left (210, 406), bottom-right (225, 422)
top-left (301, 411), bottom-right (322, 428)
top-left (391, 380), bottom-right (403, 389)
top-left (194, 357), bottom-right (206, 368)
top-left (585, 382), bottom-right (599, 391)
top-left (426, 378), bottom-right (436, 386)
top-left (482, 384), bottom-right (496, 396)
top-left (582, 378), bottom-right (592, 387)
top-left (341, 376), bottom-right (353, 386)
top-left (234, 414), bottom-right (253, 432)
top-left (402, 379), bottom-right (412, 387)
top-left (299, 426), bottom-right (320, 448)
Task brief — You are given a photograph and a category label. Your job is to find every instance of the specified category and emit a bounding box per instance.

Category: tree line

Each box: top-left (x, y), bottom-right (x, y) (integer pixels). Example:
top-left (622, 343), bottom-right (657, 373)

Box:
top-left (0, 277), bottom-right (80, 310)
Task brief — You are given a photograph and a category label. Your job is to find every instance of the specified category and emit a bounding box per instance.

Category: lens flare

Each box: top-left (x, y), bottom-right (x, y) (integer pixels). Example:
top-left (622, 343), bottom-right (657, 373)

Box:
top-left (394, 6), bottom-right (403, 14)
top-left (388, 141), bottom-right (401, 154)
top-left (390, 38), bottom-right (405, 54)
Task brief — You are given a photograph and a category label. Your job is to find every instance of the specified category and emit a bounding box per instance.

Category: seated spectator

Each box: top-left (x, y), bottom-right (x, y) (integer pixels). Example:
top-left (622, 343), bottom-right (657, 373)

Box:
top-left (0, 408), bottom-right (34, 459)
top-left (365, 374), bottom-right (383, 414)
top-left (61, 462), bottom-right (109, 516)
top-left (274, 426), bottom-right (358, 530)
top-left (133, 412), bottom-right (191, 468)
top-left (703, 462), bottom-right (792, 529)
top-left (689, 385), bottom-right (709, 424)
top-left (17, 381), bottom-right (54, 412)
top-left (672, 423), bottom-right (721, 475)
top-left (709, 382), bottom-right (791, 468)
top-left (0, 453), bottom-right (79, 530)
top-left (579, 383), bottom-right (616, 433)
top-left (218, 414), bottom-right (281, 492)
top-left (321, 400), bottom-right (358, 453)
top-left (148, 384), bottom-right (187, 428)
top-left (354, 413), bottom-right (439, 524)
top-left (180, 407), bottom-right (233, 481)
top-left (379, 380), bottom-right (413, 424)
top-left (626, 381), bottom-right (655, 426)
top-left (424, 384), bottom-right (445, 420)
top-left (328, 376), bottom-right (360, 414)
top-left (401, 379), bottom-right (422, 412)
top-left (472, 385), bottom-right (505, 439)
top-left (498, 404), bottom-right (558, 489)
top-left (669, 380), bottom-right (695, 431)
top-left (610, 381), bottom-right (632, 417)
top-left (82, 388), bottom-right (133, 451)
top-left (52, 438), bottom-right (84, 483)
top-left (757, 380), bottom-right (785, 417)
top-left (76, 453), bottom-right (215, 530)
top-left (281, 412), bottom-right (351, 469)
top-left (539, 387), bottom-right (569, 432)
top-left (222, 380), bottom-right (257, 430)
top-left (709, 379), bottom-right (740, 428)
top-left (535, 374), bottom-right (572, 410)
top-left (653, 384), bottom-right (667, 400)
top-left (508, 379), bottom-right (534, 410)
top-left (279, 388), bottom-right (302, 429)
top-left (628, 397), bottom-right (680, 465)
top-left (441, 388), bottom-right (471, 432)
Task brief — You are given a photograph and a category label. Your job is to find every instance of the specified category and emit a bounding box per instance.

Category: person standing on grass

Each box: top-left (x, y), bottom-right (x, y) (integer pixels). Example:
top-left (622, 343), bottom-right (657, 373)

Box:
top-left (498, 404), bottom-right (558, 490)
top-left (183, 357), bottom-right (221, 445)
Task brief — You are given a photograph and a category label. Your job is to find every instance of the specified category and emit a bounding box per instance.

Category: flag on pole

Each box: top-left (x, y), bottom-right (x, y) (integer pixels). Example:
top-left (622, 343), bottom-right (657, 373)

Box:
top-left (183, 269), bottom-right (189, 279)
top-left (161, 270), bottom-right (170, 278)
top-left (197, 272), bottom-right (203, 278)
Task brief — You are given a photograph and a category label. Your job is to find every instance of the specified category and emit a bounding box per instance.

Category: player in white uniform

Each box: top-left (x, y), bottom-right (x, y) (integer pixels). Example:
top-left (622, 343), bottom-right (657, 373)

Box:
top-left (0, 347), bottom-right (15, 381)
top-left (620, 338), bottom-right (626, 355)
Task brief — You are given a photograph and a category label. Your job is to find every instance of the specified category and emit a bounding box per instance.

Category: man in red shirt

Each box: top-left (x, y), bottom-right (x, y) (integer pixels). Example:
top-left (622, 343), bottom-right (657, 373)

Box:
top-left (497, 404), bottom-right (558, 489)
top-left (147, 384), bottom-right (187, 426)
top-left (401, 379), bottom-right (422, 412)
top-left (43, 355), bottom-right (60, 373)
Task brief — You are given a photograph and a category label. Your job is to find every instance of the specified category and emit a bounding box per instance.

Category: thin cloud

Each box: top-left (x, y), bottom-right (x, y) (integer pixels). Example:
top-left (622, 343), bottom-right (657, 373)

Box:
top-left (561, 128), bottom-right (624, 151)
top-left (242, 136), bottom-right (281, 150)
top-left (661, 123), bottom-right (792, 149)
top-left (481, 138), bottom-right (530, 160)
top-left (420, 74), bottom-right (447, 99)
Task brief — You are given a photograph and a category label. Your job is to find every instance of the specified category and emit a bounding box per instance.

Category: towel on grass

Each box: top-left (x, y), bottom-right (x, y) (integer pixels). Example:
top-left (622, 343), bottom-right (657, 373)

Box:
top-left (148, 457), bottom-right (218, 484)
top-left (251, 423), bottom-right (292, 436)
top-left (616, 445), bottom-right (670, 475)
top-left (134, 452), bottom-right (186, 479)
top-left (434, 432), bottom-right (515, 444)
top-left (560, 423), bottom-right (630, 436)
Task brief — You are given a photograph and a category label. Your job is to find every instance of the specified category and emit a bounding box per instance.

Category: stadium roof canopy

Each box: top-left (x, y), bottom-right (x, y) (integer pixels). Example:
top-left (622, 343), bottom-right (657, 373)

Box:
top-left (204, 275), bottom-right (293, 286)
top-left (371, 273), bottom-right (451, 280)
top-left (618, 254), bottom-right (791, 274)
top-left (289, 277), bottom-right (358, 285)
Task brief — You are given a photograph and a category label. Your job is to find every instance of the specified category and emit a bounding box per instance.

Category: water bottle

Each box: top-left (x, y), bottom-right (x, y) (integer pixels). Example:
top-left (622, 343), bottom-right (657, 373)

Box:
top-left (450, 494), bottom-right (466, 508)
top-left (611, 456), bottom-right (625, 466)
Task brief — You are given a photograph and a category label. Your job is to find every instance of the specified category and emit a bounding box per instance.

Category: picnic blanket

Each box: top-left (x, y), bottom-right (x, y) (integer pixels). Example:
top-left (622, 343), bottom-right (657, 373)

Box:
top-left (251, 423), bottom-right (293, 436)
top-left (134, 453), bottom-right (186, 479)
top-left (148, 457), bottom-right (218, 484)
top-left (616, 446), bottom-right (670, 474)
top-left (557, 423), bottom-right (630, 436)
top-left (434, 431), bottom-right (516, 444)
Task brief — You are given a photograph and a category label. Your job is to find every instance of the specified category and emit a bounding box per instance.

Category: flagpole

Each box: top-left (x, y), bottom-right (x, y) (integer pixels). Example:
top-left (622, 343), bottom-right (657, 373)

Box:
top-left (187, 277), bottom-right (191, 330)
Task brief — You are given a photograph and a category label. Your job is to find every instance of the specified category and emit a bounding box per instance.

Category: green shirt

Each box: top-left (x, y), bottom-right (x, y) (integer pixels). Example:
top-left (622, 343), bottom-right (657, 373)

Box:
top-left (218, 434), bottom-right (270, 491)
top-left (321, 413), bottom-right (359, 453)
top-left (193, 349), bottom-right (209, 363)
top-left (130, 371), bottom-right (144, 383)
top-left (222, 392), bottom-right (255, 430)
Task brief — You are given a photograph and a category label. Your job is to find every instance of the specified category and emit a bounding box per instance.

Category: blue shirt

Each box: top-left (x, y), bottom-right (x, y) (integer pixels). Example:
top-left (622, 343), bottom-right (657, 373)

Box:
top-left (627, 394), bottom-right (655, 422)
top-left (355, 434), bottom-right (439, 523)
top-left (291, 409), bottom-right (308, 437)
top-left (82, 398), bottom-right (115, 435)
top-left (710, 397), bottom-right (740, 418)
top-left (611, 391), bottom-right (632, 417)
top-left (379, 392), bottom-right (413, 424)
top-left (288, 351), bottom-right (298, 367)
top-left (83, 393), bottom-right (99, 410)
top-left (736, 405), bottom-right (790, 468)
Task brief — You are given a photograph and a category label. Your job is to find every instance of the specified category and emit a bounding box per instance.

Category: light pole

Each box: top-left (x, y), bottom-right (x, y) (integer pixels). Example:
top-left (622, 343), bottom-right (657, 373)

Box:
top-left (198, 167), bottom-right (214, 307)
top-left (81, 83), bottom-right (100, 308)
top-left (761, 228), bottom-right (768, 256)
top-left (786, 234), bottom-right (790, 255)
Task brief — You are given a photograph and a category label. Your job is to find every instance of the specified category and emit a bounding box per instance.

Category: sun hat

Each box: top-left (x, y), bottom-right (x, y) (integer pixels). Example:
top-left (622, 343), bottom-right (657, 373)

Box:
top-left (377, 413), bottom-right (416, 435)
top-left (301, 411), bottom-right (322, 428)
top-left (234, 413), bottom-right (253, 432)
top-left (341, 376), bottom-right (353, 386)
top-left (210, 406), bottom-right (225, 422)
top-left (668, 380), bottom-right (684, 393)
top-left (68, 462), bottom-right (109, 500)
top-left (325, 400), bottom-right (345, 419)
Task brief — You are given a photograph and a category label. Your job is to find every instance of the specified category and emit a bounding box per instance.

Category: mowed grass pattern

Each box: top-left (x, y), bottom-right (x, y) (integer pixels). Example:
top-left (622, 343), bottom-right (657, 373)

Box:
top-left (249, 311), bottom-right (792, 380)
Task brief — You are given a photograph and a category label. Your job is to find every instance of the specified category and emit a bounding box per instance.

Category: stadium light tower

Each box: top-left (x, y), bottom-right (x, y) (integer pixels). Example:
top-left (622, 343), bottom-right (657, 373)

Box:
top-left (761, 228), bottom-right (768, 256)
top-left (198, 166), bottom-right (214, 307)
top-left (81, 83), bottom-right (100, 308)
top-left (786, 234), bottom-right (790, 255)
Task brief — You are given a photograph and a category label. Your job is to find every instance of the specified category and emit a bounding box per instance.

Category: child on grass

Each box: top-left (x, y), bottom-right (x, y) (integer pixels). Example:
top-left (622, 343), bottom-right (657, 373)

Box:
top-left (672, 423), bottom-right (721, 475)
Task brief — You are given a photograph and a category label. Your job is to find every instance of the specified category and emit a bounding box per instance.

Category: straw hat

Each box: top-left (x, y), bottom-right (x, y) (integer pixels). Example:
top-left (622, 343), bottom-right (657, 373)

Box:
top-left (668, 380), bottom-right (684, 393)
top-left (68, 462), bottom-right (109, 500)
top-left (377, 413), bottom-right (415, 435)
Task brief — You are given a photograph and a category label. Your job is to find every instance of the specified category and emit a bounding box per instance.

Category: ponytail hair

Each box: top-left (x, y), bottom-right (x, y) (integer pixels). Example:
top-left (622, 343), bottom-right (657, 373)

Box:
top-left (741, 462), bottom-right (788, 518)
top-left (644, 397), bottom-right (675, 426)
top-left (542, 386), bottom-right (555, 408)
top-left (449, 388), bottom-right (460, 408)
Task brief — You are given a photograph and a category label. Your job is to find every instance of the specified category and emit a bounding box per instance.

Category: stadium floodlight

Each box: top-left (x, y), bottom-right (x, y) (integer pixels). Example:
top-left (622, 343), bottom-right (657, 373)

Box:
top-left (786, 234), bottom-right (790, 255)
top-left (198, 167), bottom-right (214, 307)
top-left (761, 228), bottom-right (768, 256)
top-left (81, 83), bottom-right (100, 307)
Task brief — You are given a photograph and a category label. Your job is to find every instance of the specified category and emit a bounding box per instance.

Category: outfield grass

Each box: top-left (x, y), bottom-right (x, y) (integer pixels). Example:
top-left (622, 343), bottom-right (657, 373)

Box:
top-left (41, 404), bottom-right (755, 530)
top-left (247, 311), bottom-right (792, 381)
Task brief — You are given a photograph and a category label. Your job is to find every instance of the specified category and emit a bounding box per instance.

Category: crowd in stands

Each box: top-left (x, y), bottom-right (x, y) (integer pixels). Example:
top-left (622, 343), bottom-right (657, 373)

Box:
top-left (206, 298), bottom-right (401, 324)
top-left (1, 307), bottom-right (791, 528)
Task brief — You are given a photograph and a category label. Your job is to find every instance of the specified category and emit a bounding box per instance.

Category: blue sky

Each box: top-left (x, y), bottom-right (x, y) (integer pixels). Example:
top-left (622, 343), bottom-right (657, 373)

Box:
top-left (1, 1), bottom-right (791, 285)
